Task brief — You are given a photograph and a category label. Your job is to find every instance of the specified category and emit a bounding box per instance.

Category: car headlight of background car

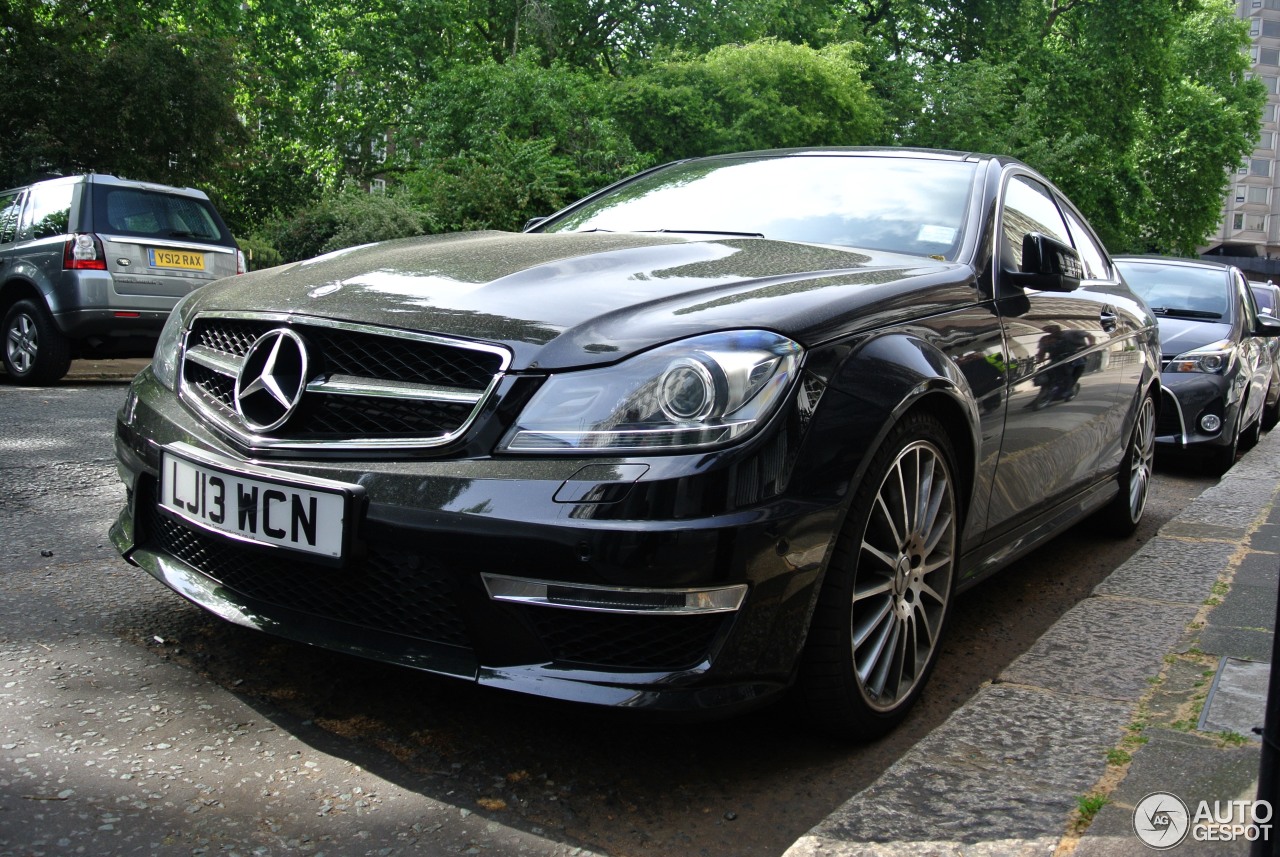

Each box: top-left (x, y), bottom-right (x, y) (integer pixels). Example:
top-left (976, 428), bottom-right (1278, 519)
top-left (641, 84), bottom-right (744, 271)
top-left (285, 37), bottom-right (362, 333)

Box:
top-left (1166, 340), bottom-right (1236, 375)
top-left (151, 290), bottom-right (200, 391)
top-left (499, 330), bottom-right (803, 453)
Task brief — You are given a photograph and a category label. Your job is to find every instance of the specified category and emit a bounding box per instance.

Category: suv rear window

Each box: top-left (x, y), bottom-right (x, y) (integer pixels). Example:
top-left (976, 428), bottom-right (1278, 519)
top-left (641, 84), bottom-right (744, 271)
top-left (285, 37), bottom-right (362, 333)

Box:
top-left (94, 187), bottom-right (231, 244)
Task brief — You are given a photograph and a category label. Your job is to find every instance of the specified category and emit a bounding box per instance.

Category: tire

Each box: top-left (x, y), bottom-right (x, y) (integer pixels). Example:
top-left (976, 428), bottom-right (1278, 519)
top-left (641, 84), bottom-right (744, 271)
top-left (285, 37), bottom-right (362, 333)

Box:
top-left (1241, 403), bottom-right (1263, 452)
top-left (1206, 410), bottom-right (1241, 477)
top-left (3, 299), bottom-right (72, 385)
top-left (1099, 392), bottom-right (1155, 537)
top-left (798, 411), bottom-right (959, 739)
top-left (1263, 393), bottom-right (1280, 432)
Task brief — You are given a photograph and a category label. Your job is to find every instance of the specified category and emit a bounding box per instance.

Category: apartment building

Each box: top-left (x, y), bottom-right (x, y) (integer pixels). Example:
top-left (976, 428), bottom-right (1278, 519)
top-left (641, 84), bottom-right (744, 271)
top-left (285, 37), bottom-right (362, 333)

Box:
top-left (1202, 0), bottom-right (1280, 276)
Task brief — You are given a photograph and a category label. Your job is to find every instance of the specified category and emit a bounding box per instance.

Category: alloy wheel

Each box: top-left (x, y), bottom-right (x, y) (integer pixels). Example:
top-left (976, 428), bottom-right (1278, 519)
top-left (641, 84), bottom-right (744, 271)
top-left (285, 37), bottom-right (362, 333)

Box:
top-left (1127, 395), bottom-right (1156, 522)
top-left (851, 439), bottom-right (956, 712)
top-left (5, 311), bottom-right (37, 376)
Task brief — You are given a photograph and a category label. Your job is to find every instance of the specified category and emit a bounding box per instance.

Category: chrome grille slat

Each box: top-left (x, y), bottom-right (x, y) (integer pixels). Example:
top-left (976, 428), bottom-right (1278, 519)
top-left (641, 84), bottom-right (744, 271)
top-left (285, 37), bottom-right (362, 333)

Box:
top-left (179, 314), bottom-right (509, 451)
top-left (307, 374), bottom-right (485, 404)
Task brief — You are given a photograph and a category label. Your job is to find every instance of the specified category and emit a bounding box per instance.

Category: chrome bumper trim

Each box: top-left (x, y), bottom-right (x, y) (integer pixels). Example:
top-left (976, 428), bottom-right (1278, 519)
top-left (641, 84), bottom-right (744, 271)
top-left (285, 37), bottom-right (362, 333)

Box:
top-left (482, 573), bottom-right (748, 615)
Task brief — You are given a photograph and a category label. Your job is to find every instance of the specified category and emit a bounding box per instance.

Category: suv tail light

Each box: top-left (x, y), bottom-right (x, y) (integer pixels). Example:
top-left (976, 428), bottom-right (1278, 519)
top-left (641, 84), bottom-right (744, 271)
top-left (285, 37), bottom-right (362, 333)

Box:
top-left (236, 249), bottom-right (247, 275)
top-left (63, 234), bottom-right (107, 271)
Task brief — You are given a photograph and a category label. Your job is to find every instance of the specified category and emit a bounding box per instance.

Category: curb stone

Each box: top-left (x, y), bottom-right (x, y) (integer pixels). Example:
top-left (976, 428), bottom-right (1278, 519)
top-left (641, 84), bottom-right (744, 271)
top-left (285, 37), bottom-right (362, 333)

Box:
top-left (784, 431), bottom-right (1280, 857)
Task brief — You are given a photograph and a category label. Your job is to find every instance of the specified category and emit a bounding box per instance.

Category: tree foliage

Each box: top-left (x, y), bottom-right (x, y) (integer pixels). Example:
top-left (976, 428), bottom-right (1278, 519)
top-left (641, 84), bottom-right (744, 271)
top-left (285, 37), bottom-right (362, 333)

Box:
top-left (0, 0), bottom-right (1262, 259)
top-left (264, 189), bottom-right (429, 263)
top-left (0, 0), bottom-right (243, 189)
top-left (900, 0), bottom-right (1261, 253)
top-left (611, 40), bottom-right (886, 163)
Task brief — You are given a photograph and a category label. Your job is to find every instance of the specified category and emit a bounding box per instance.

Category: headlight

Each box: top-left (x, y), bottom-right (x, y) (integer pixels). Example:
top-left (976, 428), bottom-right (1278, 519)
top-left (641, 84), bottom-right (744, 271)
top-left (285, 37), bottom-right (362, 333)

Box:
top-left (152, 290), bottom-right (198, 391)
top-left (498, 330), bottom-right (803, 453)
top-left (1167, 340), bottom-right (1234, 375)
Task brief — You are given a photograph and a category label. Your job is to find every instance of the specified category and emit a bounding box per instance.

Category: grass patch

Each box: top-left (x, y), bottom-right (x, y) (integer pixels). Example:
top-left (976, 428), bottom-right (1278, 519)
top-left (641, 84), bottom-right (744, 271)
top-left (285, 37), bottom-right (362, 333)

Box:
top-left (1106, 747), bottom-right (1132, 766)
top-left (1077, 793), bottom-right (1109, 821)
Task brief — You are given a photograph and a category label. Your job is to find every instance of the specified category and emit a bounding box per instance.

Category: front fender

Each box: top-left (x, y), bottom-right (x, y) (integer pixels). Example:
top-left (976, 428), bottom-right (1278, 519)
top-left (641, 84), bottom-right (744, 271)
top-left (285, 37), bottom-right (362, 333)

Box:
top-left (792, 327), bottom-right (996, 530)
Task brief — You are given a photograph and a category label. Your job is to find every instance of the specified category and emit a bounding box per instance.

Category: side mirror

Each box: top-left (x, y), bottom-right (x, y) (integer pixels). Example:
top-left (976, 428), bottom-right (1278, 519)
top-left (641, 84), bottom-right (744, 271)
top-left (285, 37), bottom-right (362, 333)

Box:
top-left (523, 216), bottom-right (548, 232)
top-left (1008, 232), bottom-right (1084, 293)
top-left (1256, 313), bottom-right (1280, 337)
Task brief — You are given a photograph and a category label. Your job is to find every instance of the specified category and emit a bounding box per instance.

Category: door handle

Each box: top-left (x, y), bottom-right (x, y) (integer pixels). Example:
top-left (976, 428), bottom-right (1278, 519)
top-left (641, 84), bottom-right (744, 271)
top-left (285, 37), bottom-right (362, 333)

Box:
top-left (1100, 307), bottom-right (1118, 332)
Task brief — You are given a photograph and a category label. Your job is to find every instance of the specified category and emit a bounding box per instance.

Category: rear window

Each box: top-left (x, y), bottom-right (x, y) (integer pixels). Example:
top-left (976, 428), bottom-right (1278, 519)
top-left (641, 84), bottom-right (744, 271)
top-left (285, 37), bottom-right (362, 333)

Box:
top-left (94, 187), bottom-right (231, 244)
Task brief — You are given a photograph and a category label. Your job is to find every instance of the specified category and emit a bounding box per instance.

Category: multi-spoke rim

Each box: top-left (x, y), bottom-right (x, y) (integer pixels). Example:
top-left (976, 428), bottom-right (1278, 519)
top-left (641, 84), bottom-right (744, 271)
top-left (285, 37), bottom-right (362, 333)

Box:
top-left (1128, 396), bottom-right (1156, 522)
top-left (851, 439), bottom-right (956, 712)
top-left (5, 312), bottom-right (37, 375)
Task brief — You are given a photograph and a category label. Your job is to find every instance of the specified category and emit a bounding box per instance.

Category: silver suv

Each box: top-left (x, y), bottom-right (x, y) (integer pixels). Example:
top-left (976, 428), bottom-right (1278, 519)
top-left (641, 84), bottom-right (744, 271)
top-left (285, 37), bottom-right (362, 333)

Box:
top-left (0, 174), bottom-right (243, 384)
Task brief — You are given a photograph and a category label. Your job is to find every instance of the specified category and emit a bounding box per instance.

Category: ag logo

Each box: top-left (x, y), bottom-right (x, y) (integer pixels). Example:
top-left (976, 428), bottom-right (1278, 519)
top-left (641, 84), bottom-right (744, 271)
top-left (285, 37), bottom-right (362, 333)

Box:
top-left (1134, 791), bottom-right (1190, 849)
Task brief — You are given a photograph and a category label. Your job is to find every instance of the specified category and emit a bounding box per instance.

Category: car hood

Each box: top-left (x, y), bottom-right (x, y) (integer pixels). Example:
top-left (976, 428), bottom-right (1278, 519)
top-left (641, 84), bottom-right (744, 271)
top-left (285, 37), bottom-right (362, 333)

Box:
top-left (1156, 316), bottom-right (1234, 358)
top-left (194, 231), bottom-right (971, 370)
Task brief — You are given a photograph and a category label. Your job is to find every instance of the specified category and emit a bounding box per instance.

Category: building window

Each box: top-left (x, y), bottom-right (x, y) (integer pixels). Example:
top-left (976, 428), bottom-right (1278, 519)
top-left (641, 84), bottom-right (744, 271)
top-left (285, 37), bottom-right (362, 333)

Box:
top-left (1261, 131), bottom-right (1275, 150)
top-left (1251, 158), bottom-right (1273, 177)
top-left (1233, 214), bottom-right (1267, 232)
top-left (370, 178), bottom-right (387, 194)
top-left (1253, 20), bottom-right (1263, 37)
top-left (1267, 104), bottom-right (1278, 123)
top-left (1237, 214), bottom-right (1266, 232)
top-left (1249, 185), bottom-right (1271, 206)
top-left (1264, 76), bottom-right (1280, 94)
top-left (1263, 18), bottom-right (1280, 37)
top-left (1264, 47), bottom-right (1280, 66)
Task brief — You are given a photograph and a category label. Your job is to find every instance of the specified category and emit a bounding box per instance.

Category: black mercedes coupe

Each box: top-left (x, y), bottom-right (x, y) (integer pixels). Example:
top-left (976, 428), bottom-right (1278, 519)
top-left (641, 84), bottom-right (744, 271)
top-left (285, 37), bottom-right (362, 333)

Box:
top-left (111, 148), bottom-right (1160, 737)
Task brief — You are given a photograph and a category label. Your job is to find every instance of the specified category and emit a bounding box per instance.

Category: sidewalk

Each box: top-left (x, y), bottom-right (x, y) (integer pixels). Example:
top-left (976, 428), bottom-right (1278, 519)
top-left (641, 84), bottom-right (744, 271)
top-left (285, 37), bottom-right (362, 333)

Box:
top-left (786, 431), bottom-right (1280, 855)
top-left (63, 357), bottom-right (151, 382)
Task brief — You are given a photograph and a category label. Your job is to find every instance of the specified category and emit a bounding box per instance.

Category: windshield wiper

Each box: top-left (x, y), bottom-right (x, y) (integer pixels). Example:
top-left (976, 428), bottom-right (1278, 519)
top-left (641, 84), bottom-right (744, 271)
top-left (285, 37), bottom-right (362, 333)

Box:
top-left (1150, 306), bottom-right (1223, 320)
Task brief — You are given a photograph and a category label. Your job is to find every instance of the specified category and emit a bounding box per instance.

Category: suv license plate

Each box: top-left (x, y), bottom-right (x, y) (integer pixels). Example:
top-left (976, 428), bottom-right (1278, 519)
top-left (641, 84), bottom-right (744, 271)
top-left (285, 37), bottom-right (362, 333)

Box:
top-left (159, 445), bottom-right (352, 559)
top-left (148, 248), bottom-right (205, 270)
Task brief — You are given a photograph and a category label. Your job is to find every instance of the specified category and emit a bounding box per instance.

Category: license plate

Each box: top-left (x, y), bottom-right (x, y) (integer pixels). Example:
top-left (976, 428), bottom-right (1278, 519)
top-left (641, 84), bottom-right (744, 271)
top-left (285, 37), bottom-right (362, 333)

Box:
top-left (159, 444), bottom-right (355, 559)
top-left (148, 248), bottom-right (205, 270)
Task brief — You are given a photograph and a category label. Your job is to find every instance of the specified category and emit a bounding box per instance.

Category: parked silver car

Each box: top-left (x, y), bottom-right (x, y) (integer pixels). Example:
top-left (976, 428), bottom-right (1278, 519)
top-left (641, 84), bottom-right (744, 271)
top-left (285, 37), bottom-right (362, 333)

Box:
top-left (0, 174), bottom-right (243, 384)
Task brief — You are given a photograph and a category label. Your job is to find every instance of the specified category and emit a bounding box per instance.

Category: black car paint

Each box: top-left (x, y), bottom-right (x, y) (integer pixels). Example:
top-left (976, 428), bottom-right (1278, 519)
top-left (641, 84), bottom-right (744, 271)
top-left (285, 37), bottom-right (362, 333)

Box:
top-left (111, 150), bottom-right (1159, 716)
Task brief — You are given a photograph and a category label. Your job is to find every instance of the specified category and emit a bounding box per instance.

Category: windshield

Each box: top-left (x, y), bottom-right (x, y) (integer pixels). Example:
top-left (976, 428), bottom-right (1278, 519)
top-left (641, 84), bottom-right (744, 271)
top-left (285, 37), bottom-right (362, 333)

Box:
top-left (543, 154), bottom-right (978, 260)
top-left (1116, 261), bottom-right (1230, 320)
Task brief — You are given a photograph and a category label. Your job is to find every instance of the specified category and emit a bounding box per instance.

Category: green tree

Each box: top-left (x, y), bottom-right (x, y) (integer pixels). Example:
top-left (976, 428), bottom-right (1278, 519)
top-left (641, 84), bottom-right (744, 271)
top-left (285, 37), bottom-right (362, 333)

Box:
top-left (1132, 1), bottom-right (1265, 254)
top-left (266, 189), bottom-right (429, 262)
top-left (0, 0), bottom-right (244, 188)
top-left (900, 0), bottom-right (1259, 253)
top-left (400, 54), bottom-right (646, 230)
top-left (611, 40), bottom-right (886, 164)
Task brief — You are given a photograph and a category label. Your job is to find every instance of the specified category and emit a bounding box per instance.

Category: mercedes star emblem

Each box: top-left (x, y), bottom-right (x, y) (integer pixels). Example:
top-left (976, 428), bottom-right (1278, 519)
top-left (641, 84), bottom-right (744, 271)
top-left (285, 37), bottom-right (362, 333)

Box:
top-left (234, 328), bottom-right (310, 432)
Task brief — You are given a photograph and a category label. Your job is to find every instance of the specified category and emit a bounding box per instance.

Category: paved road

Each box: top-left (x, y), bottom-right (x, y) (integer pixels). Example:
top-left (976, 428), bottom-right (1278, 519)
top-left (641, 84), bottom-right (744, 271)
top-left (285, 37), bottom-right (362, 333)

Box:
top-left (0, 378), bottom-right (1215, 857)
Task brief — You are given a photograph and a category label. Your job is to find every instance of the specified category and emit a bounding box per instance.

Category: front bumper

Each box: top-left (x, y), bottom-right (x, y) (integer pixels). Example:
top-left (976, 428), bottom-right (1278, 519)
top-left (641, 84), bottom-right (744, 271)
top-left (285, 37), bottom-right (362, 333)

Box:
top-left (111, 369), bottom-right (841, 715)
top-left (1155, 373), bottom-right (1236, 450)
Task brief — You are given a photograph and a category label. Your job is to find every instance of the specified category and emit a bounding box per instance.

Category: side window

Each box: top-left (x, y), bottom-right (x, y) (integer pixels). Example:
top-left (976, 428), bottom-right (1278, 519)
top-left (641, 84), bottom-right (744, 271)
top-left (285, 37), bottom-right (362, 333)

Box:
top-left (1062, 206), bottom-right (1111, 281)
top-left (0, 191), bottom-right (24, 244)
top-left (1000, 175), bottom-right (1071, 273)
top-left (24, 183), bottom-right (73, 240)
